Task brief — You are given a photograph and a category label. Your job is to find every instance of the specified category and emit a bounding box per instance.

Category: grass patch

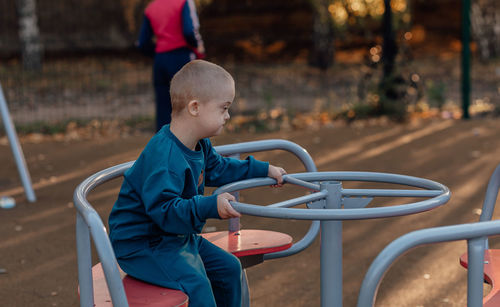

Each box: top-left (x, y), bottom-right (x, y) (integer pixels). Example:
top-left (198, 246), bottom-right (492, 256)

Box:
top-left (12, 119), bottom-right (91, 135)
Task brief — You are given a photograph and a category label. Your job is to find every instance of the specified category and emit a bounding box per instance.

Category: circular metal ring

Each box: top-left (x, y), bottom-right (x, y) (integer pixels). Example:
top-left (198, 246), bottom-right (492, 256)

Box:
top-left (214, 172), bottom-right (450, 220)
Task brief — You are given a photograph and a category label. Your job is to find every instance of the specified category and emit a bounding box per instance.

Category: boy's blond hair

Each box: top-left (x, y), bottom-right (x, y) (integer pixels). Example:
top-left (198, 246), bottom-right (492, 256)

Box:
top-left (170, 60), bottom-right (234, 115)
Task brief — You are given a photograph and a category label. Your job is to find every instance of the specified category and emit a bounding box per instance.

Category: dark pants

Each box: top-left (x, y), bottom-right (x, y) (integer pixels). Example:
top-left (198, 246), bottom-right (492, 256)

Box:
top-left (117, 234), bottom-right (242, 307)
top-left (153, 48), bottom-right (195, 132)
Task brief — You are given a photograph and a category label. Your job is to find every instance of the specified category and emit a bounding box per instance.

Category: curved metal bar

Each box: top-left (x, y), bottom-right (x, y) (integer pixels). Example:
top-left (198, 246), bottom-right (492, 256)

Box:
top-left (214, 177), bottom-right (277, 194)
top-left (217, 172), bottom-right (450, 220)
top-left (216, 172), bottom-right (448, 194)
top-left (479, 164), bottom-right (500, 222)
top-left (343, 189), bottom-right (442, 198)
top-left (357, 220), bottom-right (500, 307)
top-left (267, 190), bottom-right (328, 208)
top-left (479, 164), bottom-right (500, 249)
top-left (74, 162), bottom-right (133, 218)
top-left (283, 175), bottom-right (321, 191)
top-left (215, 140), bottom-right (320, 260)
top-left (73, 161), bottom-right (133, 307)
top-left (288, 172), bottom-right (448, 191)
top-left (215, 139), bottom-right (317, 175)
top-left (231, 191), bottom-right (449, 220)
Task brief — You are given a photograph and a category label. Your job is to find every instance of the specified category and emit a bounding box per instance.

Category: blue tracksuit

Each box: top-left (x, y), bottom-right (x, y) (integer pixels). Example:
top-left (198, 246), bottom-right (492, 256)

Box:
top-left (108, 125), bottom-right (269, 306)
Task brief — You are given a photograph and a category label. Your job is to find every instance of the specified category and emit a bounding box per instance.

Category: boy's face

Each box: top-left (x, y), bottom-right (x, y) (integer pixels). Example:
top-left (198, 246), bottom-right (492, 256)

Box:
top-left (197, 81), bottom-right (235, 137)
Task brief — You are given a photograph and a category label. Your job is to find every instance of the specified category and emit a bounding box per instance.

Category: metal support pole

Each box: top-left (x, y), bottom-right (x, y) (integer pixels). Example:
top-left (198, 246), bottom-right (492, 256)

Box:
top-left (0, 82), bottom-right (36, 202)
top-left (467, 238), bottom-right (485, 307)
top-left (321, 181), bottom-right (343, 307)
top-left (461, 0), bottom-right (471, 119)
top-left (227, 153), bottom-right (241, 232)
top-left (76, 212), bottom-right (94, 307)
top-left (226, 153), bottom-right (248, 305)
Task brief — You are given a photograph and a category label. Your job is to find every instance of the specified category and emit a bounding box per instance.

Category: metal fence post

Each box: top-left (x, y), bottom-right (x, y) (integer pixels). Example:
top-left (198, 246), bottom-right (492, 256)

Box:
top-left (461, 0), bottom-right (471, 119)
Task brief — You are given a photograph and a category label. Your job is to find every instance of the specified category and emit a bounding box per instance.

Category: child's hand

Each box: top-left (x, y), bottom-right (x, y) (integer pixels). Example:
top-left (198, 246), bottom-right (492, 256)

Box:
top-left (217, 193), bottom-right (241, 219)
top-left (268, 165), bottom-right (287, 187)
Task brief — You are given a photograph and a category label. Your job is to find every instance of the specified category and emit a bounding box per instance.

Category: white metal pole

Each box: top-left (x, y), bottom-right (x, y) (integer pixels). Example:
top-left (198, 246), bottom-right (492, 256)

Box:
top-left (0, 82), bottom-right (36, 202)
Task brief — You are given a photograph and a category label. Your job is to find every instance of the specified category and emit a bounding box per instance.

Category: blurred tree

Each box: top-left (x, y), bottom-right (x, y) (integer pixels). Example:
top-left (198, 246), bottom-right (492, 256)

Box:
top-left (377, 0), bottom-right (408, 122)
top-left (15, 0), bottom-right (43, 71)
top-left (120, 0), bottom-right (147, 33)
top-left (309, 0), bottom-right (335, 70)
top-left (382, 0), bottom-right (397, 79)
top-left (470, 0), bottom-right (500, 60)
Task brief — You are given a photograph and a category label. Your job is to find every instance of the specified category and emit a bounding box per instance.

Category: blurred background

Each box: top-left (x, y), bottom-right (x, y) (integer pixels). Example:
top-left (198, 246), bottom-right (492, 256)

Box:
top-left (1, 2), bottom-right (500, 306)
top-left (0, 0), bottom-right (498, 134)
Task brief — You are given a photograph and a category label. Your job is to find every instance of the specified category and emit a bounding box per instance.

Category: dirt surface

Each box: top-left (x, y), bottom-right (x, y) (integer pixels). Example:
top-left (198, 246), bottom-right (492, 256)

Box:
top-left (0, 117), bottom-right (499, 307)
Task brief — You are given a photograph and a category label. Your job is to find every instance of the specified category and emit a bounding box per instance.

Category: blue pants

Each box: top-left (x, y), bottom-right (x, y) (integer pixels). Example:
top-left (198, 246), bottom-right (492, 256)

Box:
top-left (117, 234), bottom-right (242, 307)
top-left (153, 48), bottom-right (195, 132)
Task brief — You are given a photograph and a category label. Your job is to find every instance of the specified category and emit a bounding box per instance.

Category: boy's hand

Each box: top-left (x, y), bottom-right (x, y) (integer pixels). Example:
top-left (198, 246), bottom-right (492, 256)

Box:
top-left (268, 165), bottom-right (287, 187)
top-left (217, 193), bottom-right (241, 219)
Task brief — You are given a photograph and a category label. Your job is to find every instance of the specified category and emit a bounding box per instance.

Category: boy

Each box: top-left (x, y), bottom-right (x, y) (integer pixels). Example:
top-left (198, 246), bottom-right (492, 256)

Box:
top-left (108, 60), bottom-right (286, 307)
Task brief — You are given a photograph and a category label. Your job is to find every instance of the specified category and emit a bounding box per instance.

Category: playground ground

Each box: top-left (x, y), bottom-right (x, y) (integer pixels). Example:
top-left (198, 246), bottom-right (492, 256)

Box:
top-left (0, 116), bottom-right (499, 306)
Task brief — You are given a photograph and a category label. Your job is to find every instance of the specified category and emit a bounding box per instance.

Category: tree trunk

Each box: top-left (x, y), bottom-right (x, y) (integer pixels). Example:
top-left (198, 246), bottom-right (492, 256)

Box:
top-left (308, 0), bottom-right (335, 70)
top-left (470, 0), bottom-right (500, 60)
top-left (379, 0), bottom-right (407, 121)
top-left (15, 0), bottom-right (43, 71)
top-left (382, 0), bottom-right (397, 79)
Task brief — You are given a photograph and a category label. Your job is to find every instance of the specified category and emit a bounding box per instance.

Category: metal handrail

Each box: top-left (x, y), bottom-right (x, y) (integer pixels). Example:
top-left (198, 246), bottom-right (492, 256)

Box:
top-left (357, 164), bottom-right (500, 307)
top-left (214, 139), bottom-right (320, 259)
top-left (74, 162), bottom-right (132, 307)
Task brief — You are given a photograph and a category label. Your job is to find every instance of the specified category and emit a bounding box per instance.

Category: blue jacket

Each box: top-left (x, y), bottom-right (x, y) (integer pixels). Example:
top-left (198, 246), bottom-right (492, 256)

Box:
top-left (108, 125), bottom-right (269, 257)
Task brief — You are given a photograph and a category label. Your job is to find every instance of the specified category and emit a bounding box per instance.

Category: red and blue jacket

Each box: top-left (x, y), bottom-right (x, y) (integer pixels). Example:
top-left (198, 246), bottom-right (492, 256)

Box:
top-left (137, 0), bottom-right (204, 57)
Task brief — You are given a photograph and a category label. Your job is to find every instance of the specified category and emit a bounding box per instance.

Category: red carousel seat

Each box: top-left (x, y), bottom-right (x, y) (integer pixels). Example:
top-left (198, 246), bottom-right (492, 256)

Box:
top-left (89, 229), bottom-right (292, 306)
top-left (90, 263), bottom-right (189, 307)
top-left (460, 249), bottom-right (500, 307)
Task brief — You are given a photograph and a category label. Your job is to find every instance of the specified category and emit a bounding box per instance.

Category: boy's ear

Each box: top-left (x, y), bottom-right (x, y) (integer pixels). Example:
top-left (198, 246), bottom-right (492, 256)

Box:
top-left (187, 100), bottom-right (200, 116)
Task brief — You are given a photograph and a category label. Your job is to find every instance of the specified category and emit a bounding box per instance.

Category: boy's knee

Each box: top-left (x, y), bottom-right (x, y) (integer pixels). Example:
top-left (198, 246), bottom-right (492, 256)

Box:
top-left (224, 254), bottom-right (242, 279)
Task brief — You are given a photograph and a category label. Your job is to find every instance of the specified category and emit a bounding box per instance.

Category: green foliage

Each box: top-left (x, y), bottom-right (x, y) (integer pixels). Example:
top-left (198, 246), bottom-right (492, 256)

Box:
top-left (262, 90), bottom-right (274, 111)
top-left (124, 115), bottom-right (155, 131)
top-left (335, 102), bottom-right (378, 122)
top-left (375, 72), bottom-right (410, 122)
top-left (344, 61), bottom-right (421, 122)
top-left (13, 119), bottom-right (89, 135)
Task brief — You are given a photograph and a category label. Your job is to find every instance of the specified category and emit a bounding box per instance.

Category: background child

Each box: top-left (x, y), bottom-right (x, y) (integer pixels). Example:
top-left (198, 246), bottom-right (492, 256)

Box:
top-left (108, 60), bottom-right (286, 307)
top-left (137, 0), bottom-right (206, 131)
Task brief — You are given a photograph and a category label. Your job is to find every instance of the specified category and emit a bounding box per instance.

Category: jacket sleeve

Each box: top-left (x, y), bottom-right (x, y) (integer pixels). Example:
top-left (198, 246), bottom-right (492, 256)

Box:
top-left (136, 15), bottom-right (156, 56)
top-left (204, 140), bottom-right (269, 187)
top-left (182, 0), bottom-right (205, 58)
top-left (141, 167), bottom-right (220, 234)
